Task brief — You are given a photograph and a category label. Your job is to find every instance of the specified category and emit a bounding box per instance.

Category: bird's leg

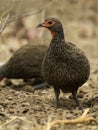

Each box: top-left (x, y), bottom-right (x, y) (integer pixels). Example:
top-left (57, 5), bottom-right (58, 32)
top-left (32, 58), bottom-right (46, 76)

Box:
top-left (72, 90), bottom-right (83, 110)
top-left (54, 88), bottom-right (60, 108)
top-left (33, 82), bottom-right (49, 90)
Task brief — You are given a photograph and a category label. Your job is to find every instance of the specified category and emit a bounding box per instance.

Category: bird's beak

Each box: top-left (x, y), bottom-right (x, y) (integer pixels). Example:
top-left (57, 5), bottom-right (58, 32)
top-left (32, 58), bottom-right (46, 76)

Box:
top-left (37, 22), bottom-right (44, 28)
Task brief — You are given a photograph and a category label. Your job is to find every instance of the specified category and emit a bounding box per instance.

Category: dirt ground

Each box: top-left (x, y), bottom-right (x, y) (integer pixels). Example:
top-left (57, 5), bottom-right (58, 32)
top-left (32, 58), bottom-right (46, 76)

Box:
top-left (0, 0), bottom-right (98, 130)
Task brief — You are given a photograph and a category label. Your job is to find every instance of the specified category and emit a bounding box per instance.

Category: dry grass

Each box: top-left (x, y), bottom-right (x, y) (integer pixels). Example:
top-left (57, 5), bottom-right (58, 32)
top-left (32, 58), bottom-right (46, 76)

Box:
top-left (44, 109), bottom-right (95, 130)
top-left (0, 109), bottom-right (96, 130)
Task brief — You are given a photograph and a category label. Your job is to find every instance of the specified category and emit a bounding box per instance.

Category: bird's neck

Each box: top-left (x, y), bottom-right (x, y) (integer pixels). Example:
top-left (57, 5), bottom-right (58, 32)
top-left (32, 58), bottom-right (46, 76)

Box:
top-left (50, 28), bottom-right (65, 41)
top-left (50, 30), bottom-right (65, 47)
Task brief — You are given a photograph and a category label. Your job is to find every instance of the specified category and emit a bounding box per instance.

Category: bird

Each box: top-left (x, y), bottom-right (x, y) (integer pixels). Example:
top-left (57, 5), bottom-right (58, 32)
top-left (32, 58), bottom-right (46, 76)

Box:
top-left (37, 17), bottom-right (90, 109)
top-left (0, 43), bottom-right (48, 89)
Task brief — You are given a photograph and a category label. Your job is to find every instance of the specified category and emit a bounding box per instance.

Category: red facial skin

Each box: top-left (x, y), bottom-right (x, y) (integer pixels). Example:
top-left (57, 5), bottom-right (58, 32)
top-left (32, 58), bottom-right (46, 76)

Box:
top-left (37, 19), bottom-right (56, 38)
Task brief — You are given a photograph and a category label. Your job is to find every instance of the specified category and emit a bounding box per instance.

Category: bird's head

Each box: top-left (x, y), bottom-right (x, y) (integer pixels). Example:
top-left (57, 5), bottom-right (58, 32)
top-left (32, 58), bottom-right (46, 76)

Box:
top-left (37, 17), bottom-right (64, 38)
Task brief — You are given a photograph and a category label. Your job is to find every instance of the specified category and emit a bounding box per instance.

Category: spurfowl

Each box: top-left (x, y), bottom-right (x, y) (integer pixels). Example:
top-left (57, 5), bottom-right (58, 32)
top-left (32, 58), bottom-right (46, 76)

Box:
top-left (0, 43), bottom-right (48, 89)
top-left (37, 17), bottom-right (90, 109)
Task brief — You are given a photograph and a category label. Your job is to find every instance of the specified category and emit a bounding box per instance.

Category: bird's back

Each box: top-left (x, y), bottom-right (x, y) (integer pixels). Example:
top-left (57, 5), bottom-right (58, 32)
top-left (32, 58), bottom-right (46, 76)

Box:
top-left (0, 43), bottom-right (47, 79)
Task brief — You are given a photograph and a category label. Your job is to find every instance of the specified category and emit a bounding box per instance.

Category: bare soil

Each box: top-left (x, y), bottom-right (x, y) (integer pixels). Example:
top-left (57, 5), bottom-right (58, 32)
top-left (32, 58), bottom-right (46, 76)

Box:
top-left (0, 39), bottom-right (98, 130)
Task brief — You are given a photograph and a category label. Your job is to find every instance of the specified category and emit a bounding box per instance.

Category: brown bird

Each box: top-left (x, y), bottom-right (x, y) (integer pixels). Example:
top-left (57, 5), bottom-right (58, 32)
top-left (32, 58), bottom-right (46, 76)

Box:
top-left (37, 17), bottom-right (90, 109)
top-left (0, 43), bottom-right (48, 89)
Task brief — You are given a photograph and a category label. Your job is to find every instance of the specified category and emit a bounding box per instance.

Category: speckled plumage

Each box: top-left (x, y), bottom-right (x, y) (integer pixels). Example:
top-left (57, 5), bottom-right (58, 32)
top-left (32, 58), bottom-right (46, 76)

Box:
top-left (38, 17), bottom-right (90, 109)
top-left (0, 44), bottom-right (47, 80)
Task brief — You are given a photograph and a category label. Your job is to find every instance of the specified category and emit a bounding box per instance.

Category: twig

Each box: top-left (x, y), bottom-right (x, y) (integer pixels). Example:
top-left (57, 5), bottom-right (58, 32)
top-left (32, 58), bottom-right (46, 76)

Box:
top-left (8, 9), bottom-right (43, 23)
top-left (0, 13), bottom-right (10, 35)
top-left (0, 9), bottom-right (43, 35)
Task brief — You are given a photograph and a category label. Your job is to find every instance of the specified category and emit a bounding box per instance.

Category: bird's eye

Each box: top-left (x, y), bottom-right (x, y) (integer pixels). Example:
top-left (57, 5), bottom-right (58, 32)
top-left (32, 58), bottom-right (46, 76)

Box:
top-left (48, 21), bottom-right (52, 24)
